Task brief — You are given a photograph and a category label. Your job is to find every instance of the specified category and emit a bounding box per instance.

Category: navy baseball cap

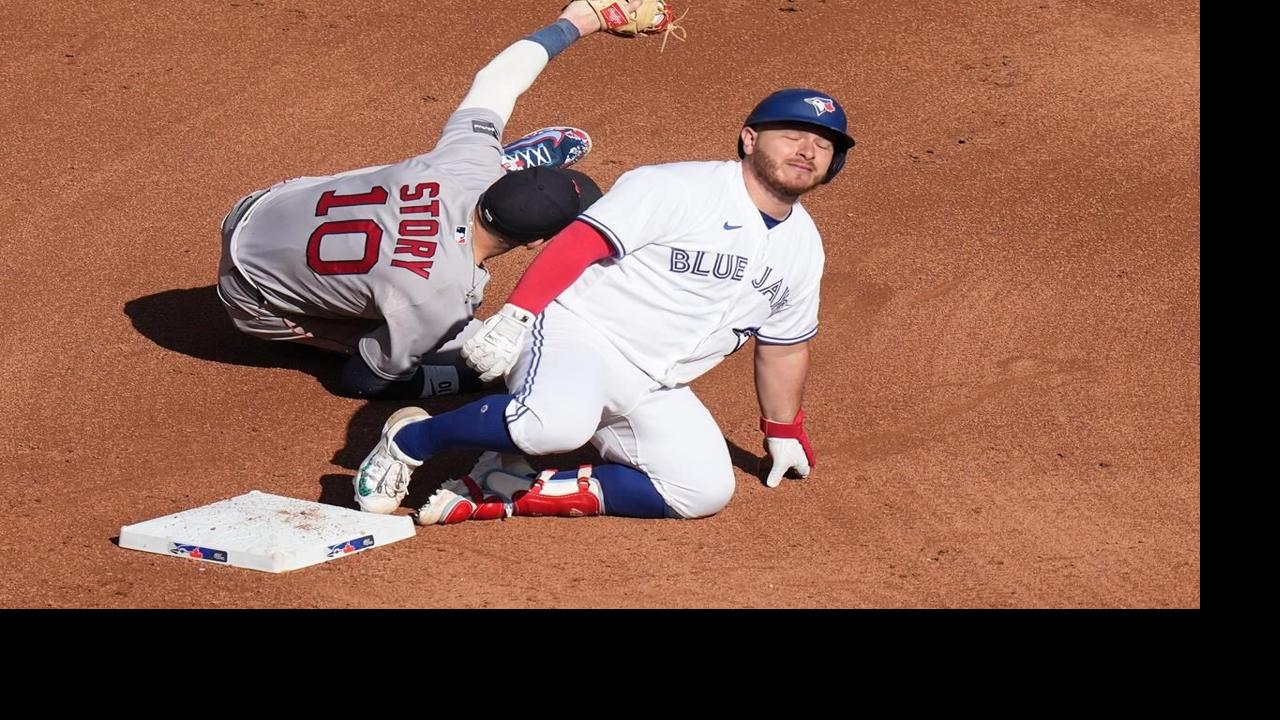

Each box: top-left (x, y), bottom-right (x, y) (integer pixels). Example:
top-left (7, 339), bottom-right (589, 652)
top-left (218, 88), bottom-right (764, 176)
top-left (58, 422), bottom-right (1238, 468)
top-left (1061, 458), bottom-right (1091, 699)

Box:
top-left (477, 167), bottom-right (603, 244)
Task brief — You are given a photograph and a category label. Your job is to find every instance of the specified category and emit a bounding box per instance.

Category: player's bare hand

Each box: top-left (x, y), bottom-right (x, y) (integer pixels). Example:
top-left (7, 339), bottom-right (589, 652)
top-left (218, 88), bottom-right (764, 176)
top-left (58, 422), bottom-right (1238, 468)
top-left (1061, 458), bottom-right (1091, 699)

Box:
top-left (462, 303), bottom-right (537, 383)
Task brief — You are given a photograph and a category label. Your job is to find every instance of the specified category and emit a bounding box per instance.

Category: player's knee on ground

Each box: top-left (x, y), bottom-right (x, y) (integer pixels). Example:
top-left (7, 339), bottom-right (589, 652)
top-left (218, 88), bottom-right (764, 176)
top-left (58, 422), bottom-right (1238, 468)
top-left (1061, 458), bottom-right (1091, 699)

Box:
top-left (229, 314), bottom-right (259, 338)
top-left (657, 463), bottom-right (736, 519)
top-left (505, 399), bottom-right (603, 456)
top-left (215, 283), bottom-right (265, 339)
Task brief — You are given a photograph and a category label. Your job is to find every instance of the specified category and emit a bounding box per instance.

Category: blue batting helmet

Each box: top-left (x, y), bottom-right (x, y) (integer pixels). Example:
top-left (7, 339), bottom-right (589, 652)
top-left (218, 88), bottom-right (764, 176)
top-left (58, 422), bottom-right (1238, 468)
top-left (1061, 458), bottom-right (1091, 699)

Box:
top-left (737, 88), bottom-right (856, 182)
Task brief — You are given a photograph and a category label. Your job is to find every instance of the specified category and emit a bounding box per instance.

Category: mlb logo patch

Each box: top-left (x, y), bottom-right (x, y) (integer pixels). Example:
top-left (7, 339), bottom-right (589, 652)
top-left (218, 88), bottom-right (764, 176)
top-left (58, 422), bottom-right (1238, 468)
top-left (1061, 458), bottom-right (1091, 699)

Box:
top-left (805, 97), bottom-right (837, 116)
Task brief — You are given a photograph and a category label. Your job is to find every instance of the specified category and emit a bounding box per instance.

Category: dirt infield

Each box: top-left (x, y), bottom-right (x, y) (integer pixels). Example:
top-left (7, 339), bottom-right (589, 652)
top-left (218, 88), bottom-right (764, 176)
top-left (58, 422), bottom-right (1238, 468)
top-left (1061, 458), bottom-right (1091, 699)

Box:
top-left (0, 0), bottom-right (1199, 607)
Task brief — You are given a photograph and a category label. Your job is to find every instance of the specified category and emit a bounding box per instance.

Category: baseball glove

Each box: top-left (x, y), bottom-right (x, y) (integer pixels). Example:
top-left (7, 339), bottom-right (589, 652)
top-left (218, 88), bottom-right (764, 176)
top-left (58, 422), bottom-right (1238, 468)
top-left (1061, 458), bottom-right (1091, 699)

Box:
top-left (586, 1), bottom-right (679, 38)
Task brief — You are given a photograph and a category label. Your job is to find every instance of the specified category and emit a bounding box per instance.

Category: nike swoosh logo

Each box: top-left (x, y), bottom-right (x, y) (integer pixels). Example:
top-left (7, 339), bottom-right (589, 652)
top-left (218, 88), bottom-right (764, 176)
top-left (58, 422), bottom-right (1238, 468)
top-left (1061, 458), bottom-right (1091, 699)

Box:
top-left (723, 222), bottom-right (743, 230)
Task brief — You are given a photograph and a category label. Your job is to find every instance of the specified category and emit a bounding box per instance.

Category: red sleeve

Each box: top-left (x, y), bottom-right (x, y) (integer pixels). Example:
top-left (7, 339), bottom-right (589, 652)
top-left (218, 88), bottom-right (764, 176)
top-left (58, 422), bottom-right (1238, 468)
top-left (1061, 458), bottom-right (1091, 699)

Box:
top-left (507, 220), bottom-right (613, 314)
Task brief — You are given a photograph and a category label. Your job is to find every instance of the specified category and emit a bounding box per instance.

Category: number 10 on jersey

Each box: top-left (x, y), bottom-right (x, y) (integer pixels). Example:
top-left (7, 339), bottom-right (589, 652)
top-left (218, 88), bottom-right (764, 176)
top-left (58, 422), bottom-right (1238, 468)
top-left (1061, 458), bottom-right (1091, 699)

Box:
top-left (307, 183), bottom-right (442, 280)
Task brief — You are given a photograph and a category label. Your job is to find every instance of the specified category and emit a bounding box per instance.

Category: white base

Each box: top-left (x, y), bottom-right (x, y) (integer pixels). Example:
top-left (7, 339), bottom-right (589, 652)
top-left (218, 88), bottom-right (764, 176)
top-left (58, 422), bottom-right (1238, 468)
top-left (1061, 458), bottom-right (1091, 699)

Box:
top-left (119, 491), bottom-right (415, 573)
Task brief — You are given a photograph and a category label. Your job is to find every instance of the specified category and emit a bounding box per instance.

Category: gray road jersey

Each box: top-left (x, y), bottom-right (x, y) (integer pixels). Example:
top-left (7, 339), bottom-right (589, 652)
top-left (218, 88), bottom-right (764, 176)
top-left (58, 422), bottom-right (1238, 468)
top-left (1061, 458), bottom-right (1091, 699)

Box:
top-left (230, 108), bottom-right (505, 379)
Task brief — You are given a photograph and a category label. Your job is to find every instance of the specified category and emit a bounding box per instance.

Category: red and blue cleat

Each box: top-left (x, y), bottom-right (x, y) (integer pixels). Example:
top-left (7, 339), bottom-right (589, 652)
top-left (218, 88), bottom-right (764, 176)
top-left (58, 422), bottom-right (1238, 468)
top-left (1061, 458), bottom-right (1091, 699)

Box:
top-left (501, 127), bottom-right (593, 173)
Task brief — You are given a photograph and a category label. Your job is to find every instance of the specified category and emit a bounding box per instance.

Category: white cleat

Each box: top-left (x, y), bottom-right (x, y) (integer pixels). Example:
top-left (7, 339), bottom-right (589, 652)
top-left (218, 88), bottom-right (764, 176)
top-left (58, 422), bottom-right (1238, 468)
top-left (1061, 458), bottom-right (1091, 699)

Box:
top-left (469, 450), bottom-right (537, 501)
top-left (470, 450), bottom-right (536, 490)
top-left (412, 451), bottom-right (537, 526)
top-left (353, 407), bottom-right (430, 514)
top-left (412, 478), bottom-right (482, 526)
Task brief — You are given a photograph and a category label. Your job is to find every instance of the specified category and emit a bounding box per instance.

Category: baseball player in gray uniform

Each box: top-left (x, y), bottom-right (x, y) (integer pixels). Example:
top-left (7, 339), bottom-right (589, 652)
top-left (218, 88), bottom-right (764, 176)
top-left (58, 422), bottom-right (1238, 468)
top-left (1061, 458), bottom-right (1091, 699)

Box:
top-left (350, 88), bottom-right (855, 518)
top-left (216, 2), bottom-right (637, 400)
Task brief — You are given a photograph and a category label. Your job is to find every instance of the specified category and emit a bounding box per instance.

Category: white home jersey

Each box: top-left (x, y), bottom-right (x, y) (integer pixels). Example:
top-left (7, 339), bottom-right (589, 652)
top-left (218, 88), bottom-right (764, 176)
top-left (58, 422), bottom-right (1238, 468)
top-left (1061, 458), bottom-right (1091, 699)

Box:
top-left (564, 160), bottom-right (824, 387)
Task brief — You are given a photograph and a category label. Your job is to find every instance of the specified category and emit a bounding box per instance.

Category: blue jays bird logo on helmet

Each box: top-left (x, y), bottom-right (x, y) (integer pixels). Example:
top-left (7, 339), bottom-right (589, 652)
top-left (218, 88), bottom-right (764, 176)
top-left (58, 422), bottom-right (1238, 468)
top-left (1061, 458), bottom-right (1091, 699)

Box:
top-left (804, 97), bottom-right (837, 116)
top-left (738, 88), bottom-right (858, 183)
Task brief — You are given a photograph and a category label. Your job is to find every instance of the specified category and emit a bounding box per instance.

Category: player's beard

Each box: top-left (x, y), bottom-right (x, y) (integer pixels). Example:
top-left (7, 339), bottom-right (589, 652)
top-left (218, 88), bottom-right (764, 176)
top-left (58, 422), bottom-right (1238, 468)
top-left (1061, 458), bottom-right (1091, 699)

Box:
top-left (747, 149), bottom-right (825, 200)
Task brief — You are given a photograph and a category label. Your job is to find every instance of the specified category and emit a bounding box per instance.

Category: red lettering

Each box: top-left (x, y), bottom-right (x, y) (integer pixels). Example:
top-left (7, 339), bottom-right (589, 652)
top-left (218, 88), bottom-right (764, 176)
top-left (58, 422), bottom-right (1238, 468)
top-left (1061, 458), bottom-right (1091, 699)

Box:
top-left (391, 259), bottom-right (433, 279)
top-left (395, 238), bottom-right (438, 259)
top-left (399, 219), bottom-right (439, 237)
top-left (315, 186), bottom-right (388, 216)
top-left (307, 220), bottom-right (382, 275)
top-left (401, 200), bottom-right (441, 216)
top-left (400, 182), bottom-right (440, 202)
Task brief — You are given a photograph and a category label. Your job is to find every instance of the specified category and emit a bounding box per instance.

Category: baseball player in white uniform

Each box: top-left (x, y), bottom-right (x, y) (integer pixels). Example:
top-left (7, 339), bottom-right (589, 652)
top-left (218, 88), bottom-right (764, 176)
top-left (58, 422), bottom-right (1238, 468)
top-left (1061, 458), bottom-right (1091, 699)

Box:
top-left (352, 88), bottom-right (856, 520)
top-left (216, 2), bottom-right (647, 400)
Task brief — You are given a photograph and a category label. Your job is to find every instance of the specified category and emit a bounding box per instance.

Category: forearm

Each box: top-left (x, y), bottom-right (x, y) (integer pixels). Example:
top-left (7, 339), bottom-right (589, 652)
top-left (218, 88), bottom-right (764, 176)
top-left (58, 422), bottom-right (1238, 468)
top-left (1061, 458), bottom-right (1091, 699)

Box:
top-left (457, 3), bottom-right (605, 125)
top-left (507, 220), bottom-right (613, 314)
top-left (456, 40), bottom-right (555, 126)
top-left (754, 342), bottom-right (810, 422)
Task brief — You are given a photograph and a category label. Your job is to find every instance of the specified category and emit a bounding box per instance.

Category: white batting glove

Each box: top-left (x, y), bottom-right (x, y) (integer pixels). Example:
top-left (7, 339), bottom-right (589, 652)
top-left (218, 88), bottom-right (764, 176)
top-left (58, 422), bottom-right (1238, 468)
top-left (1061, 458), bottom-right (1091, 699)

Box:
top-left (462, 303), bottom-right (536, 383)
top-left (763, 437), bottom-right (812, 488)
top-left (760, 410), bottom-right (817, 488)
